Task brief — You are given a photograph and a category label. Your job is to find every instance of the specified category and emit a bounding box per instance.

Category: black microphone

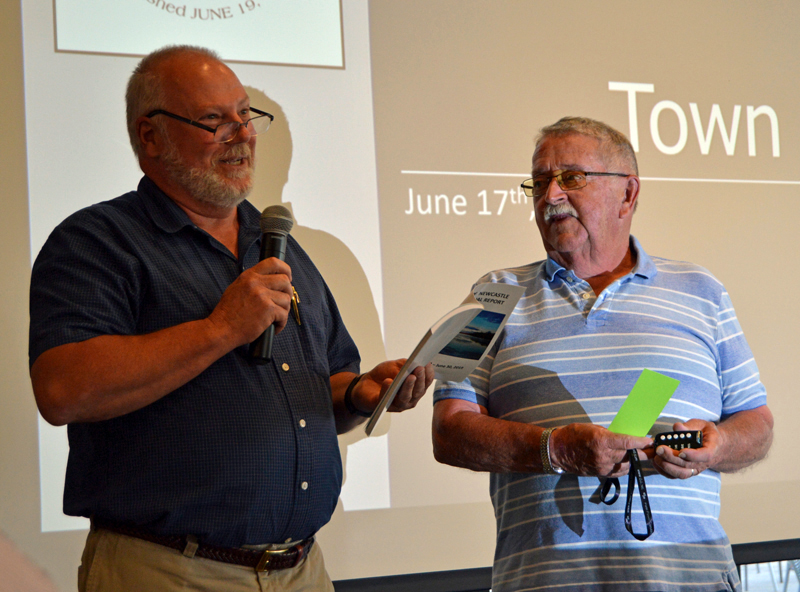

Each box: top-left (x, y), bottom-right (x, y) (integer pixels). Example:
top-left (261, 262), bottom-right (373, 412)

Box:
top-left (249, 205), bottom-right (294, 363)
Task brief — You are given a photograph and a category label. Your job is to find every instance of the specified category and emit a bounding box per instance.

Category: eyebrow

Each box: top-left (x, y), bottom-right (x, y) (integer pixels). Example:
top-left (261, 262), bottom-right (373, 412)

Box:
top-left (532, 165), bottom-right (585, 175)
top-left (192, 98), bottom-right (251, 114)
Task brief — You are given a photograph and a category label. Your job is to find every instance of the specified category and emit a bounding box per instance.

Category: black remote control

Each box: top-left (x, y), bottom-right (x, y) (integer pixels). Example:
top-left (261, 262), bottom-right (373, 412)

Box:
top-left (654, 430), bottom-right (702, 450)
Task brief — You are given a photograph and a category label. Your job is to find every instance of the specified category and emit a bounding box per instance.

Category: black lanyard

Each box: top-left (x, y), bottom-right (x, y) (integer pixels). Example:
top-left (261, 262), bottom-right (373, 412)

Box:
top-left (599, 449), bottom-right (654, 541)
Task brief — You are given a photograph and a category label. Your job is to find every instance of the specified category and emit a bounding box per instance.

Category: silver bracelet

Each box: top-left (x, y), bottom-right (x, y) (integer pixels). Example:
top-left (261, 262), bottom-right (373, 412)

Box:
top-left (540, 427), bottom-right (565, 474)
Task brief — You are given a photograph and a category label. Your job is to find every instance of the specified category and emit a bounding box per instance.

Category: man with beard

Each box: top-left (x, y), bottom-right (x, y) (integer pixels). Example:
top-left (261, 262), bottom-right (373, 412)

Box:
top-left (28, 45), bottom-right (432, 592)
top-left (432, 117), bottom-right (773, 592)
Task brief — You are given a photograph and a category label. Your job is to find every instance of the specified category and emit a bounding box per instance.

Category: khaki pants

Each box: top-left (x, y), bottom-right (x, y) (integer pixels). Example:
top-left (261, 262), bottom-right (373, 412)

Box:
top-left (78, 528), bottom-right (334, 592)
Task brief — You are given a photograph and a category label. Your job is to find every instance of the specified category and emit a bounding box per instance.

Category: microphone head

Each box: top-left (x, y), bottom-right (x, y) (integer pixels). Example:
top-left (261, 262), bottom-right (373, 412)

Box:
top-left (260, 205), bottom-right (294, 235)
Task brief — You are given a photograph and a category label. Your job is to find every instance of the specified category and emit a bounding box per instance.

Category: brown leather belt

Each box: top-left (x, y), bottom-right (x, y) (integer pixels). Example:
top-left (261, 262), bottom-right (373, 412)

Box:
top-left (93, 520), bottom-right (313, 572)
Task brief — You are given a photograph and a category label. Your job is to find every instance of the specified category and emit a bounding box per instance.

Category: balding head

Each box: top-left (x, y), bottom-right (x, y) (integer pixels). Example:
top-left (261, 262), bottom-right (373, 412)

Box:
top-left (126, 45), bottom-right (226, 157)
top-left (127, 45), bottom-right (257, 211)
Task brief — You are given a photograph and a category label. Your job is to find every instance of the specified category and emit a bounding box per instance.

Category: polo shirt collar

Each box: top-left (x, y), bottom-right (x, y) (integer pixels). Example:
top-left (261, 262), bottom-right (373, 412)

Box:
top-left (629, 235), bottom-right (657, 280)
top-left (543, 234), bottom-right (657, 282)
top-left (544, 256), bottom-right (564, 282)
top-left (137, 176), bottom-right (196, 234)
top-left (136, 176), bottom-right (262, 239)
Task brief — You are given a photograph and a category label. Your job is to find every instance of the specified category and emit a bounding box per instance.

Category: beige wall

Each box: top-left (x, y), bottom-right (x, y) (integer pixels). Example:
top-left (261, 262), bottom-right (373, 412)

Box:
top-left (0, 2), bottom-right (87, 589)
top-left (0, 1), bottom-right (87, 589)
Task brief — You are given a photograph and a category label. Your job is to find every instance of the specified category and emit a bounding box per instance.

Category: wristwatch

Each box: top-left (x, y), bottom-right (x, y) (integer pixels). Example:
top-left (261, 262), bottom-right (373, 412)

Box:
top-left (540, 427), bottom-right (565, 474)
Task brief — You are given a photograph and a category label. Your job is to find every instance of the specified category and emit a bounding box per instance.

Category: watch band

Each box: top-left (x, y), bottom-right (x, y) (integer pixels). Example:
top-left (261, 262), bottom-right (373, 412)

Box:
top-left (344, 374), bottom-right (371, 418)
top-left (540, 427), bottom-right (565, 474)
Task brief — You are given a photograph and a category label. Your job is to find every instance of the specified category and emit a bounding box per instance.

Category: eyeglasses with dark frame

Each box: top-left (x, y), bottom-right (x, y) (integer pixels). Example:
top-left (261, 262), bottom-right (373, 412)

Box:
top-left (146, 107), bottom-right (274, 143)
top-left (521, 170), bottom-right (630, 198)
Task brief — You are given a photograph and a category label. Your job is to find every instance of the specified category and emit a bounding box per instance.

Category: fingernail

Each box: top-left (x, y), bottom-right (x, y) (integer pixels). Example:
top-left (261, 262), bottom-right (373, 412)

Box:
top-left (679, 453), bottom-right (686, 459)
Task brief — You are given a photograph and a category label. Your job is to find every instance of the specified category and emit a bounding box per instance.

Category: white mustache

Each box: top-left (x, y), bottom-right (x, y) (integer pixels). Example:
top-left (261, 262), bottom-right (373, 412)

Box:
top-left (544, 203), bottom-right (578, 223)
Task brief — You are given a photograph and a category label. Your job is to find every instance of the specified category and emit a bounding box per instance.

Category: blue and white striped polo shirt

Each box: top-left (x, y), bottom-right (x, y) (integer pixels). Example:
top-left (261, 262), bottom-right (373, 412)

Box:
top-left (434, 236), bottom-right (766, 592)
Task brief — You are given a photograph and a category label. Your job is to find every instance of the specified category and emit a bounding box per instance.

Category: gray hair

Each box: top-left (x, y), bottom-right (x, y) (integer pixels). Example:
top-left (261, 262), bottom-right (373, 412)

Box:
top-left (534, 116), bottom-right (638, 175)
top-left (125, 45), bottom-right (222, 156)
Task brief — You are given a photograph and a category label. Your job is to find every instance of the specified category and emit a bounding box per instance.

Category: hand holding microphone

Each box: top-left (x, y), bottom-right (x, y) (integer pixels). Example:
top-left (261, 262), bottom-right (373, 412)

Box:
top-left (249, 205), bottom-right (294, 363)
top-left (205, 206), bottom-right (294, 361)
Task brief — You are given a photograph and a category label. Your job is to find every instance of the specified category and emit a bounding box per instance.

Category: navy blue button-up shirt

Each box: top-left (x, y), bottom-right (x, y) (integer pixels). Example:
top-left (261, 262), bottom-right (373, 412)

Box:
top-left (29, 177), bottom-right (360, 547)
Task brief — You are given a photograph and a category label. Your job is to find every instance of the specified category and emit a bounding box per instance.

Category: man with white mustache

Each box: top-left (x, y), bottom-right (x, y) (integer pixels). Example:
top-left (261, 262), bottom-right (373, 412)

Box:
top-left (432, 117), bottom-right (773, 592)
top-left (28, 45), bottom-right (433, 592)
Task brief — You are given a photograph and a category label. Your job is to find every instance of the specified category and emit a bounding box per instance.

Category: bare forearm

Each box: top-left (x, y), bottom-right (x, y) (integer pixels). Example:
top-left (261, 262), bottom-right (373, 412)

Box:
top-left (433, 399), bottom-right (652, 477)
top-left (433, 405), bottom-right (544, 473)
top-left (712, 406), bottom-right (774, 473)
top-left (32, 258), bottom-right (295, 426)
top-left (31, 318), bottom-right (236, 425)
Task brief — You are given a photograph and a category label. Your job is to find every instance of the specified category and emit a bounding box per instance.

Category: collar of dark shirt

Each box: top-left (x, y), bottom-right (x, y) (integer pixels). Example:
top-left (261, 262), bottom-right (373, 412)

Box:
top-left (137, 176), bottom-right (262, 259)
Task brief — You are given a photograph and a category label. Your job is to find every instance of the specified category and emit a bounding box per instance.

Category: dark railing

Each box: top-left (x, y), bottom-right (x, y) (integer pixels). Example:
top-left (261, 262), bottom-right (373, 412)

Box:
top-left (333, 538), bottom-right (800, 592)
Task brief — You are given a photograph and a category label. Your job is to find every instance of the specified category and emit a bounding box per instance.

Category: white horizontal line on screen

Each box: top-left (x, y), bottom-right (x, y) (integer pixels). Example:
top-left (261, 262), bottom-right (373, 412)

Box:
top-left (400, 170), bottom-right (800, 185)
top-left (640, 177), bottom-right (800, 185)
top-left (401, 170), bottom-right (523, 177)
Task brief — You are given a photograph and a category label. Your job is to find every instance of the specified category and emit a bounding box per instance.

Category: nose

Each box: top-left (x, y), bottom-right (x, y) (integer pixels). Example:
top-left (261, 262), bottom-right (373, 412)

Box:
top-left (230, 121), bottom-right (252, 144)
top-left (543, 175), bottom-right (567, 204)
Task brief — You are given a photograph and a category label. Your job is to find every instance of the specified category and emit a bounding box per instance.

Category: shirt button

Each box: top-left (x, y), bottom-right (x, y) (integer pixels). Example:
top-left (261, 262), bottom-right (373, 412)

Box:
top-left (301, 481), bottom-right (308, 490)
top-left (299, 419), bottom-right (306, 428)
top-left (581, 293), bottom-right (591, 300)
top-left (282, 363), bottom-right (290, 372)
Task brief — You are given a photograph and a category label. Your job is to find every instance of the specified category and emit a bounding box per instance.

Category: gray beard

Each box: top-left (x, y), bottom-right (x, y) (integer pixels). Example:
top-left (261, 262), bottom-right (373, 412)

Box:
top-left (161, 141), bottom-right (255, 209)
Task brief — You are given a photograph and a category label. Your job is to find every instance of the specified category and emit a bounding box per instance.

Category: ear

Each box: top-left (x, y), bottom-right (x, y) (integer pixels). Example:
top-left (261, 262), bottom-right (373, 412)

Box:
top-left (619, 175), bottom-right (640, 218)
top-left (136, 116), bottom-right (164, 159)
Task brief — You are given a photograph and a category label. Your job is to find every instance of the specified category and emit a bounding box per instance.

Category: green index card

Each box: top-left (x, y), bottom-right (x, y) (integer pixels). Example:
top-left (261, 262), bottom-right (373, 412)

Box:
top-left (608, 369), bottom-right (680, 437)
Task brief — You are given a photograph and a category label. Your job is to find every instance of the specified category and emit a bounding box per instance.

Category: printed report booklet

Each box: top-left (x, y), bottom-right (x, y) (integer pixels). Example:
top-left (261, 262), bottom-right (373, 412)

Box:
top-left (364, 282), bottom-right (525, 435)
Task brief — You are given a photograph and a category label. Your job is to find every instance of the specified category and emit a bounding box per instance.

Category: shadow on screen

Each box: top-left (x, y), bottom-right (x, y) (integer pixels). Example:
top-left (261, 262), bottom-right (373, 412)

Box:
top-left (245, 88), bottom-right (389, 488)
top-left (486, 364), bottom-right (593, 537)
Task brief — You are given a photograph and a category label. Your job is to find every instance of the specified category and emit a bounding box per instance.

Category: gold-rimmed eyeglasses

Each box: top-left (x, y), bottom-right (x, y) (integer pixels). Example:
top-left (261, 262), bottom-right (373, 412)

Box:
top-left (521, 170), bottom-right (629, 198)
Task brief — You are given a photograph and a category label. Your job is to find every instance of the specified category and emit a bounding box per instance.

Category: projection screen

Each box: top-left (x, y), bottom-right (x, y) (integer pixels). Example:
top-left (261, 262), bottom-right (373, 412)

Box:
top-left (3, 0), bottom-right (798, 588)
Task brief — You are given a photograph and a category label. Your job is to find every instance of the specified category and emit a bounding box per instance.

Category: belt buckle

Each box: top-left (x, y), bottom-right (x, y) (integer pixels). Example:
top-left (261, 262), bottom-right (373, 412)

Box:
top-left (256, 547), bottom-right (289, 572)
